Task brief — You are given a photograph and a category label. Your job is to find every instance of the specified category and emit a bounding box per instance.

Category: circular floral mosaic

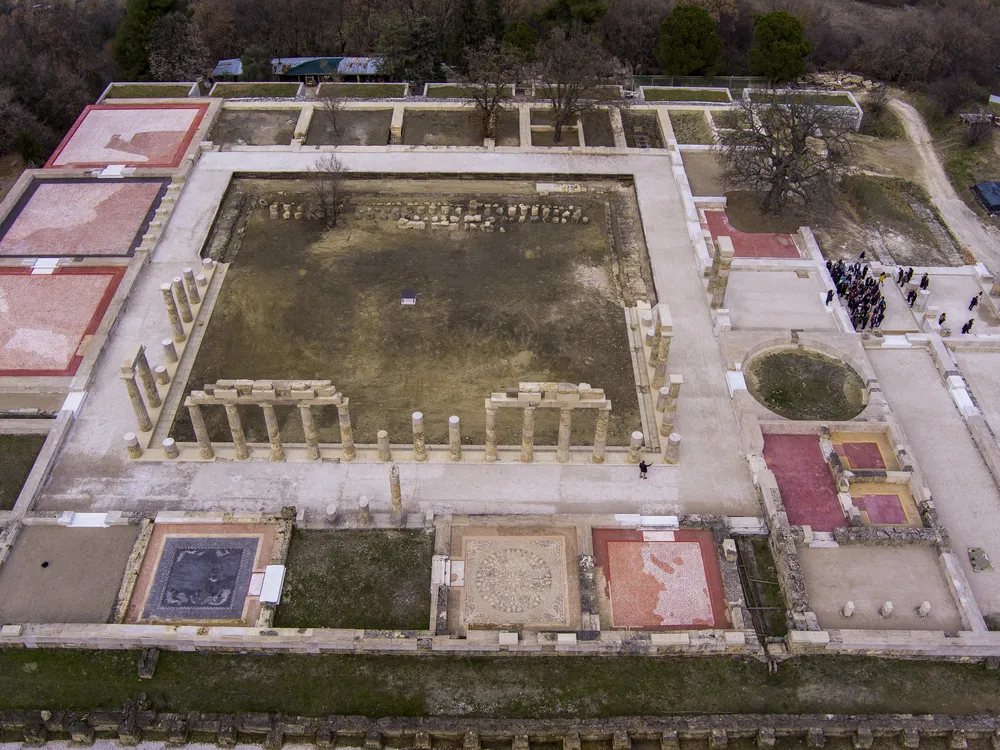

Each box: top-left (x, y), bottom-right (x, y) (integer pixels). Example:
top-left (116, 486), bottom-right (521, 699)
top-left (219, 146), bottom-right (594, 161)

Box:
top-left (475, 547), bottom-right (553, 613)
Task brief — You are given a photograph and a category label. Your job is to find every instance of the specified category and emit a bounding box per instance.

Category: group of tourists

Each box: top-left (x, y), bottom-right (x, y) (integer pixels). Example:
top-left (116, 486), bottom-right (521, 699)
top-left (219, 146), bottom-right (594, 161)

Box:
top-left (826, 258), bottom-right (887, 330)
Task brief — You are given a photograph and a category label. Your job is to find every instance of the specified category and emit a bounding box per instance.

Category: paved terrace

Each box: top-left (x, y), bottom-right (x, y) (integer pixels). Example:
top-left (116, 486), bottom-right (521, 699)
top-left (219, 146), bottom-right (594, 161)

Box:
top-left (36, 150), bottom-right (758, 518)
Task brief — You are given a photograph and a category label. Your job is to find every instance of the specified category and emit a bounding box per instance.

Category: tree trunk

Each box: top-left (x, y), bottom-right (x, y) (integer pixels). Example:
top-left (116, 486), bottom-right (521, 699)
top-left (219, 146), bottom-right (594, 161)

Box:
top-left (761, 181), bottom-right (785, 215)
top-left (553, 120), bottom-right (563, 143)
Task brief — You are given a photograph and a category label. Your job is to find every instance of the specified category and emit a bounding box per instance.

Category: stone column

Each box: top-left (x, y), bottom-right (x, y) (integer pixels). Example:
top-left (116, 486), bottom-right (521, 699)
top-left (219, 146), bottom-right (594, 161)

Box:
top-left (182, 266), bottom-right (201, 305)
top-left (557, 408), bottom-right (572, 464)
top-left (358, 495), bottom-right (372, 527)
top-left (656, 386), bottom-right (669, 411)
top-left (339, 401), bottom-right (356, 461)
top-left (652, 363), bottom-right (666, 390)
top-left (224, 403), bottom-right (249, 460)
top-left (591, 408), bottom-right (610, 464)
top-left (160, 284), bottom-right (186, 343)
top-left (134, 347), bottom-right (161, 409)
top-left (300, 404), bottom-right (320, 461)
top-left (660, 402), bottom-right (676, 437)
top-left (162, 437), bottom-right (179, 459)
top-left (711, 239), bottom-right (735, 309)
top-left (655, 332), bottom-right (672, 368)
top-left (485, 406), bottom-right (498, 463)
top-left (124, 432), bottom-right (142, 459)
top-left (412, 411), bottom-right (427, 461)
top-left (664, 433), bottom-right (681, 464)
top-left (121, 369), bottom-right (152, 432)
top-left (390, 465), bottom-right (403, 525)
top-left (154, 365), bottom-right (170, 386)
top-left (162, 339), bottom-right (178, 364)
top-left (627, 430), bottom-right (643, 463)
top-left (262, 404), bottom-right (285, 462)
top-left (448, 416), bottom-right (462, 461)
top-left (377, 430), bottom-right (392, 462)
top-left (172, 277), bottom-right (193, 323)
top-left (667, 374), bottom-right (684, 406)
top-left (188, 403), bottom-right (214, 459)
top-left (520, 407), bottom-right (535, 463)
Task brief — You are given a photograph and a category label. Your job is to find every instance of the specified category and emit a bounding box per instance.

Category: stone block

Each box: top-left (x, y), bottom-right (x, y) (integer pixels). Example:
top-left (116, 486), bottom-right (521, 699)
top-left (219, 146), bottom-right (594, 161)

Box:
top-left (710, 729), bottom-right (728, 750)
top-left (901, 729), bottom-right (920, 749)
top-left (565, 734), bottom-right (582, 750)
top-left (613, 730), bottom-right (631, 750)
top-left (70, 722), bottom-right (95, 746)
top-left (464, 732), bottom-right (481, 750)
top-left (723, 538), bottom-right (737, 562)
top-left (842, 601), bottom-right (855, 618)
top-left (807, 728), bottom-right (826, 748)
top-left (757, 729), bottom-right (776, 749)
top-left (413, 731), bottom-right (430, 749)
top-left (514, 735), bottom-right (530, 750)
top-left (365, 731), bottom-right (382, 750)
top-left (880, 601), bottom-right (894, 618)
top-left (950, 734), bottom-right (968, 750)
top-left (499, 631), bottom-right (518, 646)
top-left (853, 729), bottom-right (874, 750)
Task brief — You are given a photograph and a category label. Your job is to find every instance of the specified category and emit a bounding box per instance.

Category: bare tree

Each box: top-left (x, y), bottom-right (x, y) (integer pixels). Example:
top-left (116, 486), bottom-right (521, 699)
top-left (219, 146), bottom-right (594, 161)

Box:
top-left (865, 83), bottom-right (888, 120)
top-left (535, 28), bottom-right (623, 144)
top-left (964, 110), bottom-right (994, 148)
top-left (317, 88), bottom-right (345, 136)
top-left (716, 90), bottom-right (856, 215)
top-left (460, 38), bottom-right (522, 140)
top-left (310, 154), bottom-right (349, 229)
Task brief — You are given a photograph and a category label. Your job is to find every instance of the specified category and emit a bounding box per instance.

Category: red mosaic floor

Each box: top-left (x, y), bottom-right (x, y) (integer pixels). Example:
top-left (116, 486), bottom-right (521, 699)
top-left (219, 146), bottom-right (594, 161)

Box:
top-left (0, 267), bottom-right (125, 376)
top-left (0, 179), bottom-right (166, 257)
top-left (46, 104), bottom-right (208, 169)
top-left (837, 441), bottom-right (886, 470)
top-left (703, 210), bottom-right (800, 259)
top-left (592, 528), bottom-right (728, 630)
top-left (855, 494), bottom-right (907, 525)
top-left (762, 434), bottom-right (847, 531)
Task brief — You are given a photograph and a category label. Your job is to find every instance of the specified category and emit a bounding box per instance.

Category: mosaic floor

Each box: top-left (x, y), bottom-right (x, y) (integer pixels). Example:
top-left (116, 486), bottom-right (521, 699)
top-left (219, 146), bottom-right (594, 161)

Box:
top-left (703, 210), bottom-right (800, 259)
top-left (142, 537), bottom-right (259, 620)
top-left (593, 529), bottom-right (727, 629)
top-left (462, 537), bottom-right (568, 627)
top-left (47, 104), bottom-right (207, 168)
top-left (0, 268), bottom-right (124, 376)
top-left (0, 179), bottom-right (166, 257)
top-left (831, 432), bottom-right (900, 471)
top-left (126, 524), bottom-right (276, 624)
top-left (850, 482), bottom-right (921, 526)
top-left (763, 434), bottom-right (847, 531)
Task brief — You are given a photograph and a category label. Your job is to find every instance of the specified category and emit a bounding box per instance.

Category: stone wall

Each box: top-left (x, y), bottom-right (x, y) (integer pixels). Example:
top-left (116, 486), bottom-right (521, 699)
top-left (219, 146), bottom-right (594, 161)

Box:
top-left (6, 704), bottom-right (1000, 749)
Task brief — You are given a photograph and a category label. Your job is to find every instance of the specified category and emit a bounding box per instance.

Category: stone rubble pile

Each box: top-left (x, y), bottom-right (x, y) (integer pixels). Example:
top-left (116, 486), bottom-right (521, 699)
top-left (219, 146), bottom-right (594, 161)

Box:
top-left (263, 197), bottom-right (588, 230)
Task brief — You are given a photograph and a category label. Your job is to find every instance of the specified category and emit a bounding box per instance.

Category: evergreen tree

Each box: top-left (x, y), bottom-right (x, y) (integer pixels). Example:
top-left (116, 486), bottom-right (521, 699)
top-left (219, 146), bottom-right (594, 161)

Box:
top-left (112, 0), bottom-right (186, 80)
top-left (240, 45), bottom-right (273, 81)
top-left (656, 4), bottom-right (724, 76)
top-left (749, 11), bottom-right (811, 83)
top-left (377, 16), bottom-right (442, 83)
top-left (502, 21), bottom-right (538, 62)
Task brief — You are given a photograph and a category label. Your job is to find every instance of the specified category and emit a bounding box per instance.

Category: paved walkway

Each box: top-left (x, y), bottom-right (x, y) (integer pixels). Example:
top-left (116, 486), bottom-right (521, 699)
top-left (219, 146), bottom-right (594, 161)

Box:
top-left (36, 150), bottom-right (758, 519)
top-left (869, 347), bottom-right (1000, 619)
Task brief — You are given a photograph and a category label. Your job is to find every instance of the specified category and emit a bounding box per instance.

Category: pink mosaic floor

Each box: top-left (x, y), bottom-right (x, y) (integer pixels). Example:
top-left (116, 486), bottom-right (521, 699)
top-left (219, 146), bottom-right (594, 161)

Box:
top-left (704, 210), bottom-right (799, 259)
top-left (0, 269), bottom-right (123, 375)
top-left (47, 104), bottom-right (207, 168)
top-left (838, 441), bottom-right (887, 470)
top-left (0, 180), bottom-right (164, 257)
top-left (606, 540), bottom-right (715, 628)
top-left (856, 494), bottom-right (907, 525)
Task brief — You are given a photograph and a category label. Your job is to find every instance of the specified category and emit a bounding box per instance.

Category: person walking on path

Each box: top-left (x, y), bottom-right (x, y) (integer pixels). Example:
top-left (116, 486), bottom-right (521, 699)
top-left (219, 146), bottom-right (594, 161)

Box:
top-left (969, 295), bottom-right (980, 311)
top-left (896, 267), bottom-right (905, 286)
top-left (639, 460), bottom-right (651, 479)
top-left (962, 319), bottom-right (975, 334)
top-left (878, 271), bottom-right (887, 285)
top-left (905, 267), bottom-right (915, 285)
top-left (907, 289), bottom-right (917, 307)
top-left (939, 312), bottom-right (947, 326)
top-left (826, 289), bottom-right (834, 305)
top-left (919, 273), bottom-right (930, 290)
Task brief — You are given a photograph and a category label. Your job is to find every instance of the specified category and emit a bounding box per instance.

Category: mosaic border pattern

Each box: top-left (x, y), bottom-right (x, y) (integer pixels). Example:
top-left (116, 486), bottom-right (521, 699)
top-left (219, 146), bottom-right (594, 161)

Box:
top-left (142, 536), bottom-right (258, 621)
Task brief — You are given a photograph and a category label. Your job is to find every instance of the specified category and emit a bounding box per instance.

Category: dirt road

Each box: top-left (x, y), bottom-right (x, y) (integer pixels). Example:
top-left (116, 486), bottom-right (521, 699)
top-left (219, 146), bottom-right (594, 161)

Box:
top-left (890, 98), bottom-right (1000, 273)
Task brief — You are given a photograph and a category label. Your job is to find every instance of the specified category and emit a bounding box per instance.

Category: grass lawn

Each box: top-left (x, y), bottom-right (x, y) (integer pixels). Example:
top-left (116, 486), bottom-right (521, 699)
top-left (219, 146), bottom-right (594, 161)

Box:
top-left (0, 434), bottom-right (45, 510)
top-left (858, 107), bottom-right (905, 139)
top-left (425, 84), bottom-right (514, 98)
top-left (944, 136), bottom-right (1000, 220)
top-left (535, 85), bottom-right (621, 101)
top-left (751, 539), bottom-right (788, 638)
top-left (211, 82), bottom-right (300, 98)
top-left (317, 83), bottom-right (407, 98)
top-left (643, 88), bottom-right (731, 102)
top-left (105, 84), bottom-right (192, 99)
top-left (709, 109), bottom-right (746, 130)
top-left (273, 530), bottom-right (433, 630)
top-left (5, 650), bottom-right (1000, 716)
top-left (670, 110), bottom-right (714, 145)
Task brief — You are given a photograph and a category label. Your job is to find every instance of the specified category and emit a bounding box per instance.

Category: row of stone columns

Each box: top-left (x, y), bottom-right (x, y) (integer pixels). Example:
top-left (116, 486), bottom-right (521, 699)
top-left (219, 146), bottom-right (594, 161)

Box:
top-left (120, 344), bottom-right (172, 436)
top-left (160, 260), bottom-right (213, 344)
top-left (183, 400), bottom-right (355, 462)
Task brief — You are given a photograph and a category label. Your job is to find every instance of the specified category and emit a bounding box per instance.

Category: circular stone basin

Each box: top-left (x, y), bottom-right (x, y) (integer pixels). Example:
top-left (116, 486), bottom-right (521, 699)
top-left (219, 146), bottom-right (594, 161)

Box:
top-left (744, 348), bottom-right (866, 421)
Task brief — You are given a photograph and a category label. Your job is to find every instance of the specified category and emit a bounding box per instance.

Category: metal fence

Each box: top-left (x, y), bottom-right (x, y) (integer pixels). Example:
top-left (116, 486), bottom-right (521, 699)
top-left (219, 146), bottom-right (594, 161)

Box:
top-left (631, 75), bottom-right (769, 93)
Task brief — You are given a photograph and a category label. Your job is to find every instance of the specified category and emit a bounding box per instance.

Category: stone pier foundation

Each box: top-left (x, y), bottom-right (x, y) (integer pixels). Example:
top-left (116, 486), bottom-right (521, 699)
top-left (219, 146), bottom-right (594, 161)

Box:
top-left (377, 430), bottom-right (392, 462)
top-left (521, 407), bottom-right (535, 463)
top-left (390, 465), bottom-right (402, 525)
top-left (412, 412), bottom-right (427, 462)
top-left (627, 431), bottom-right (643, 463)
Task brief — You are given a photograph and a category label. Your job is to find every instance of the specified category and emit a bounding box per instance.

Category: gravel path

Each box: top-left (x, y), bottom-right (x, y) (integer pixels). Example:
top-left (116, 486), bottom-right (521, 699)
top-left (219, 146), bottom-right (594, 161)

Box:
top-left (890, 98), bottom-right (1000, 273)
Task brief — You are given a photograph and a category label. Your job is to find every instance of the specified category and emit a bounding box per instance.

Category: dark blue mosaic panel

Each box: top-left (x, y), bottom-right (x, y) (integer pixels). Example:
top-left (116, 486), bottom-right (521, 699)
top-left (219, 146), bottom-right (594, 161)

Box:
top-left (142, 536), bottom-right (258, 621)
